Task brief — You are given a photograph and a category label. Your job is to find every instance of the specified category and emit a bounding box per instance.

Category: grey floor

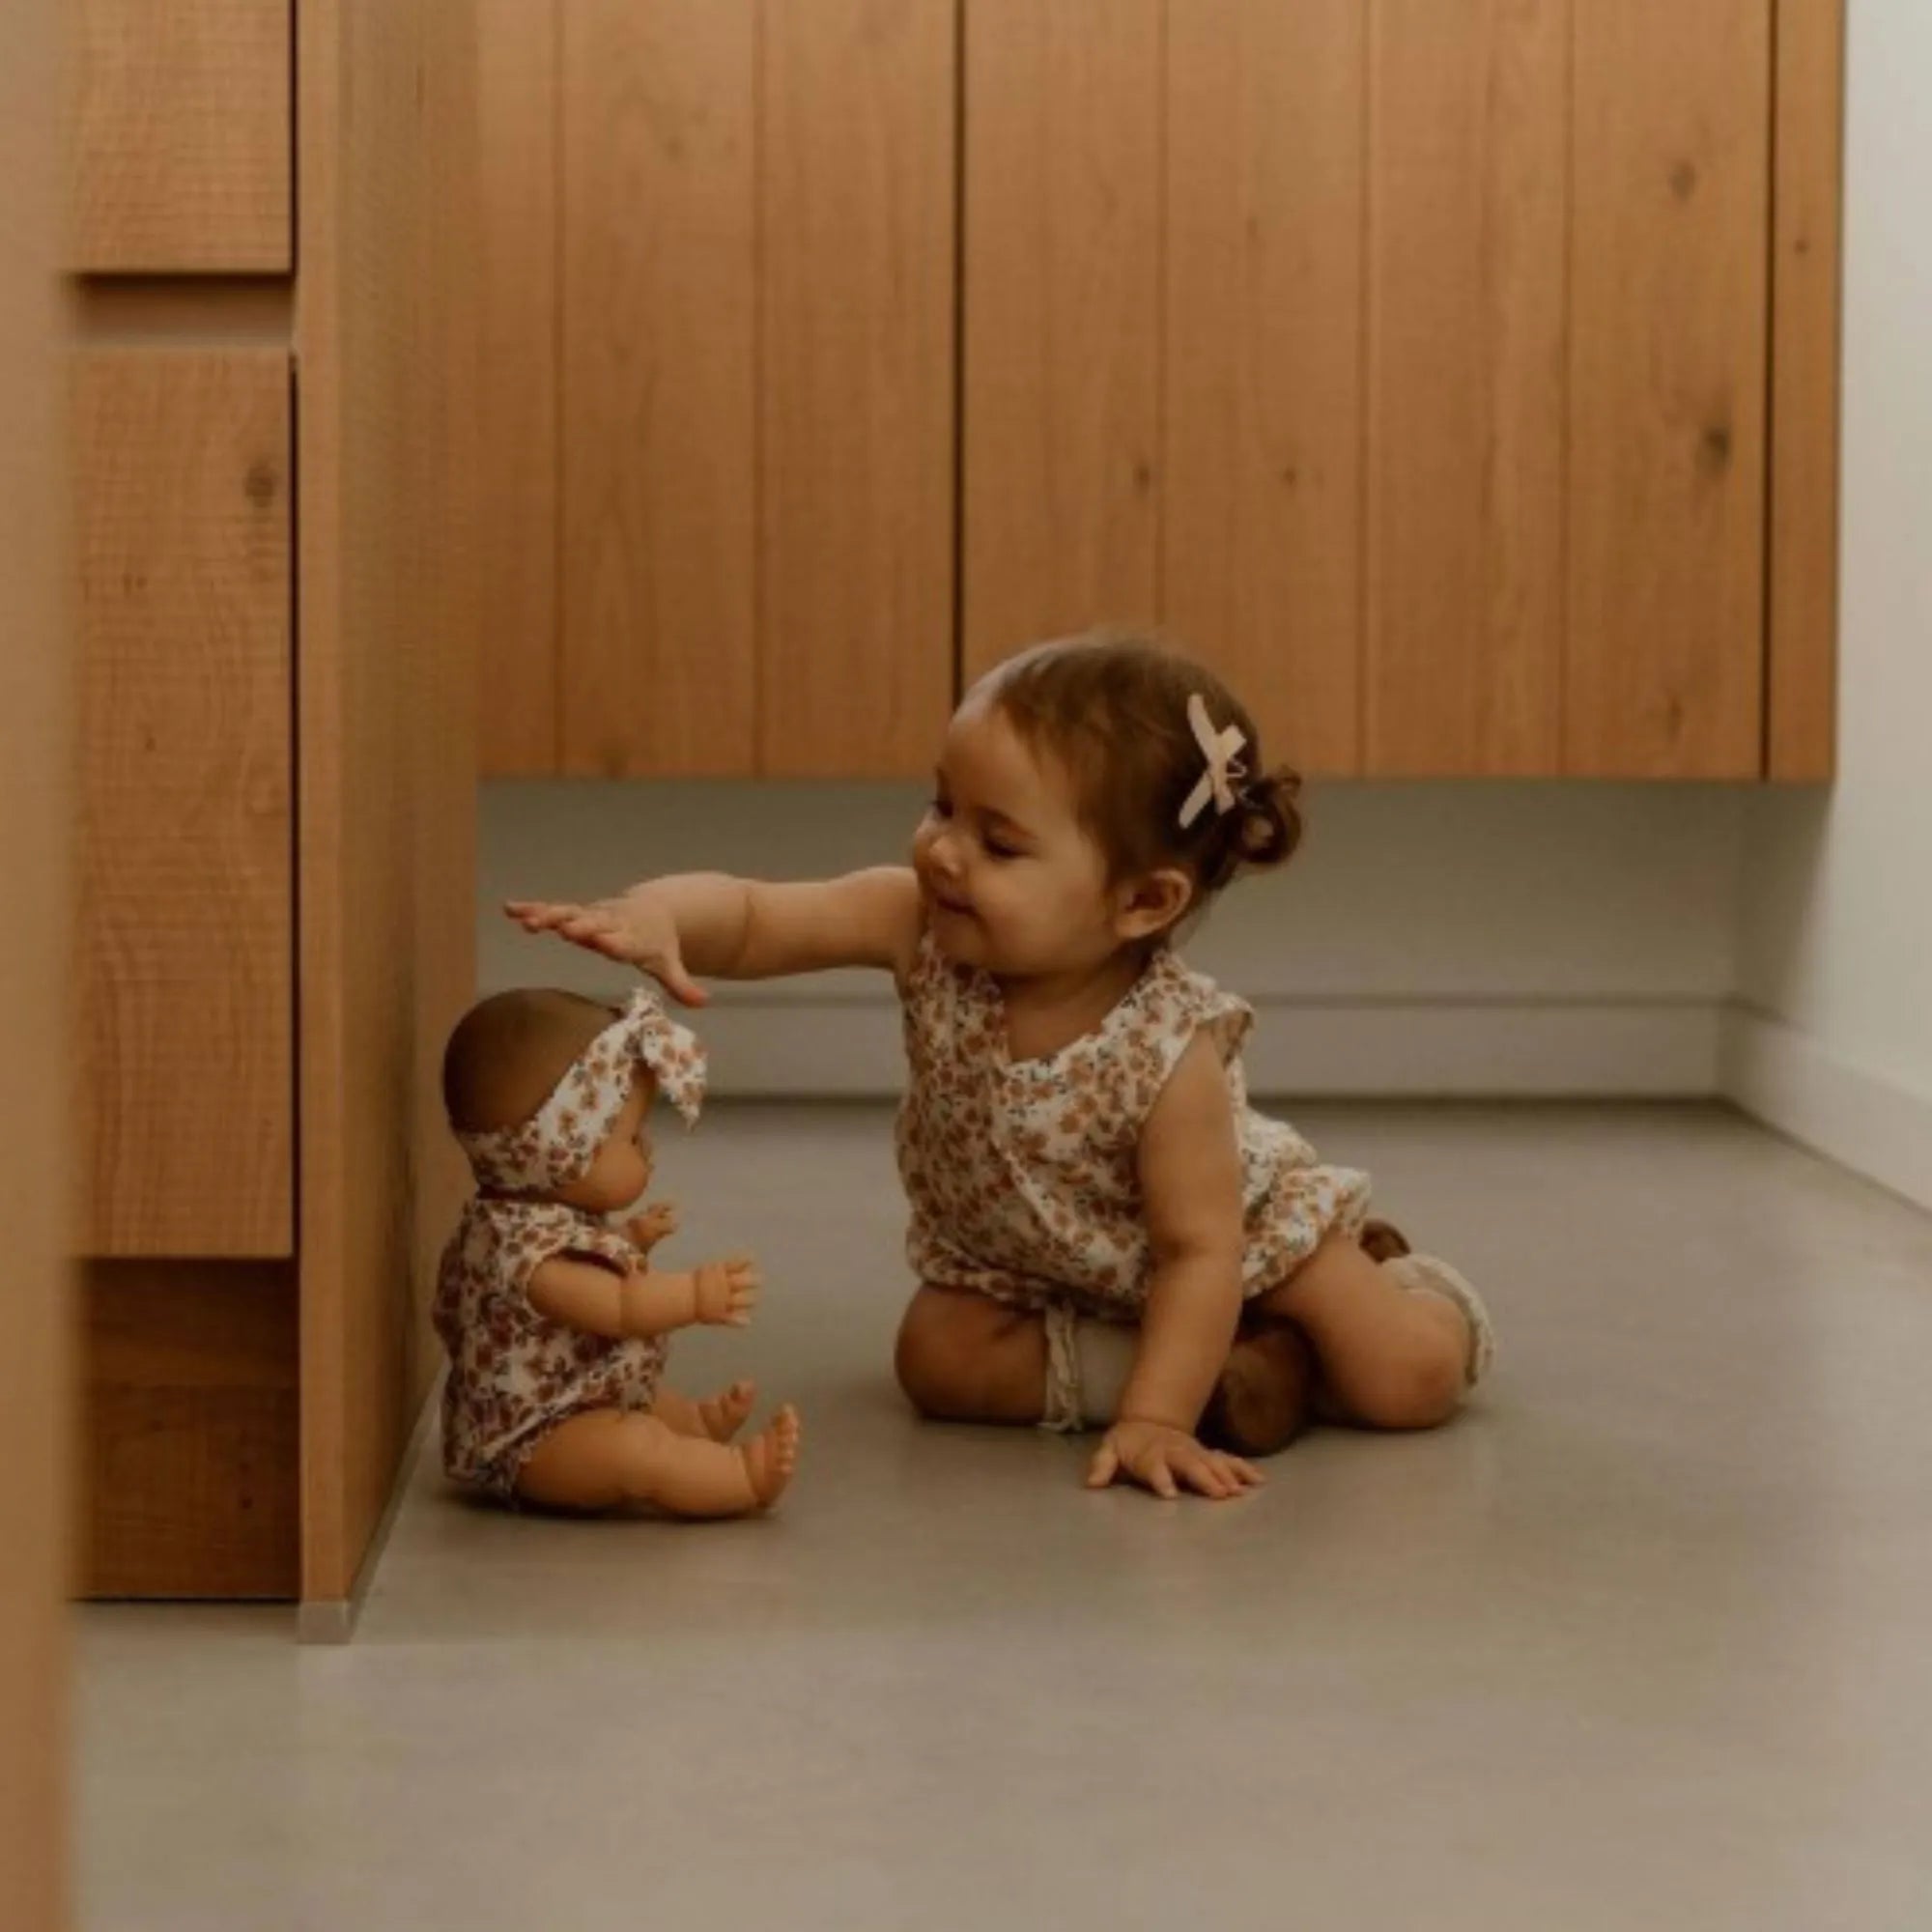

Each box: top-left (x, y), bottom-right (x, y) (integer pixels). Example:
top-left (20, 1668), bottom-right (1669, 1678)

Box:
top-left (79, 1104), bottom-right (1932, 1932)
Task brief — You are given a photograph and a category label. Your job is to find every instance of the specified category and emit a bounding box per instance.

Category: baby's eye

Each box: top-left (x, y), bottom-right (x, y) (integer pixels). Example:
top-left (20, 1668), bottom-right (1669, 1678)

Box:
top-left (983, 837), bottom-right (1022, 861)
top-left (927, 794), bottom-right (953, 820)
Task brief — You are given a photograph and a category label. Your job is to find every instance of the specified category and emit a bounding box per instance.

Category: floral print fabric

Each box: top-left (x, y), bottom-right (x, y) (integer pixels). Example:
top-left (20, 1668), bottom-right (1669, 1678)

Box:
top-left (457, 987), bottom-right (707, 1194)
top-left (895, 932), bottom-right (1371, 1316)
top-left (434, 1197), bottom-right (667, 1498)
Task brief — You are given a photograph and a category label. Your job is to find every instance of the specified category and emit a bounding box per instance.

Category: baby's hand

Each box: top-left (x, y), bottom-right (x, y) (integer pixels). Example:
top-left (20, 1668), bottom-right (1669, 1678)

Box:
top-left (694, 1255), bottom-right (760, 1328)
top-left (503, 886), bottom-right (707, 1007)
top-left (1086, 1417), bottom-right (1264, 1503)
top-left (625, 1202), bottom-right (679, 1252)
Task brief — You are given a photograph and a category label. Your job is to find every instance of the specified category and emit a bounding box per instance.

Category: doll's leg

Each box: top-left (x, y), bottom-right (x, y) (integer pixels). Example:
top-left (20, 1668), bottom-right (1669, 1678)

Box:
top-left (649, 1381), bottom-right (757, 1442)
top-left (516, 1405), bottom-right (801, 1517)
top-left (1251, 1234), bottom-right (1487, 1431)
top-left (894, 1286), bottom-right (1050, 1423)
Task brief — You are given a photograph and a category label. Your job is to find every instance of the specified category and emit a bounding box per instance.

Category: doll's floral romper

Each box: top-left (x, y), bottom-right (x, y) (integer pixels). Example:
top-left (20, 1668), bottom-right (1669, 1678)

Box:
top-left (895, 931), bottom-right (1375, 1428)
top-left (434, 1199), bottom-right (666, 1499)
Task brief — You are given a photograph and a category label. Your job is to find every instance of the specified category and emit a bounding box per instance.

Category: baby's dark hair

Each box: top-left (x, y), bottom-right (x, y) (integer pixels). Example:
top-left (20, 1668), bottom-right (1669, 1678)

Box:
top-left (977, 631), bottom-right (1303, 921)
top-left (441, 987), bottom-right (624, 1134)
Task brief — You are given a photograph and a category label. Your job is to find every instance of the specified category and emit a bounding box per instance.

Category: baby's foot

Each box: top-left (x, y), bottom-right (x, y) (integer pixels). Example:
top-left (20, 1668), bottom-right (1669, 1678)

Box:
top-left (1200, 1321), bottom-right (1317, 1458)
top-left (696, 1379), bottom-right (756, 1442)
top-left (737, 1405), bottom-right (802, 1510)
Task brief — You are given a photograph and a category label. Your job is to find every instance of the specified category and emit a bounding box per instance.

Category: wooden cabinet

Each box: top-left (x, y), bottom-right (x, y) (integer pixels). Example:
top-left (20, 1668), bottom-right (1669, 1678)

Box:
top-left (481, 0), bottom-right (1841, 783)
top-left (71, 0), bottom-right (478, 1617)
top-left (541, 0), bottom-right (955, 779)
top-left (72, 0), bottom-right (292, 273)
top-left (74, 349), bottom-right (295, 1257)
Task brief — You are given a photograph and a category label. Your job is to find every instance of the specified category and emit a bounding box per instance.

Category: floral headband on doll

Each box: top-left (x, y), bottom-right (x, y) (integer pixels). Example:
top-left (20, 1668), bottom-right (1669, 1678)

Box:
top-left (457, 988), bottom-right (707, 1194)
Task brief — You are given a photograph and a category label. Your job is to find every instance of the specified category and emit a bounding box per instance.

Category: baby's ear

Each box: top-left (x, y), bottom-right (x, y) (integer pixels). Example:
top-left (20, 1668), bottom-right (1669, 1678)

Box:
top-left (1114, 867), bottom-right (1193, 942)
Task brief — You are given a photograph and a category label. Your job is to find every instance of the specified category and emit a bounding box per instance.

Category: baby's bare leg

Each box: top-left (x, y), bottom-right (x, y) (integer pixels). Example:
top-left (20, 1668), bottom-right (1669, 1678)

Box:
top-left (894, 1286), bottom-right (1048, 1424)
top-left (516, 1406), bottom-right (801, 1516)
top-left (650, 1381), bottom-right (757, 1442)
top-left (1254, 1234), bottom-right (1473, 1431)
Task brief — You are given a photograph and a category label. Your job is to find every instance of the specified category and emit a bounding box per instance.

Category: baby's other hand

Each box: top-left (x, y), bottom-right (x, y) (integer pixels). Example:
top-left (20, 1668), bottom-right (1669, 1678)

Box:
top-left (695, 1255), bottom-right (760, 1328)
top-left (626, 1202), bottom-right (679, 1251)
top-left (1086, 1417), bottom-right (1264, 1502)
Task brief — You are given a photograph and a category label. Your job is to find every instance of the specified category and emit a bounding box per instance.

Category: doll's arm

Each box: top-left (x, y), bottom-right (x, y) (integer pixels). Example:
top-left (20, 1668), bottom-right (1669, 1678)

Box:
top-left (528, 1254), bottom-right (761, 1340)
top-left (624, 1202), bottom-right (679, 1253)
top-left (505, 867), bottom-right (922, 1001)
top-left (1086, 1037), bottom-right (1261, 1501)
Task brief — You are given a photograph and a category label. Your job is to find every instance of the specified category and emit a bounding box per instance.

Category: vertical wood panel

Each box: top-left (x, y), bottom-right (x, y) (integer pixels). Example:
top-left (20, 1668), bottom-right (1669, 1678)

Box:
top-left (1165, 0), bottom-right (1366, 777)
top-left (74, 349), bottom-right (294, 1257)
top-left (1767, 0), bottom-right (1843, 781)
top-left (476, 0), bottom-right (559, 776)
top-left (761, 0), bottom-right (957, 777)
top-left (0, 0), bottom-right (70, 1907)
top-left (72, 0), bottom-right (292, 272)
top-left (82, 1264), bottom-right (298, 1601)
top-left (1568, 0), bottom-right (1771, 778)
top-left (562, 0), bottom-right (756, 776)
top-left (962, 0), bottom-right (1162, 679)
top-left (1365, 0), bottom-right (1568, 777)
top-left (298, 0), bottom-right (479, 1608)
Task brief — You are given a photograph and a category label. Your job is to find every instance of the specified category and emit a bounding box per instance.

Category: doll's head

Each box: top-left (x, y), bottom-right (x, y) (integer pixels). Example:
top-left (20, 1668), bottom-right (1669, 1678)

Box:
top-left (912, 631), bottom-right (1303, 977)
top-left (441, 987), bottom-right (706, 1211)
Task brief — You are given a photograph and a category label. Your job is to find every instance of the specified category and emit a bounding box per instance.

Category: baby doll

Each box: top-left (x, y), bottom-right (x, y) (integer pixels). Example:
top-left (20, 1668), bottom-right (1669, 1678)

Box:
top-left (434, 984), bottom-right (801, 1516)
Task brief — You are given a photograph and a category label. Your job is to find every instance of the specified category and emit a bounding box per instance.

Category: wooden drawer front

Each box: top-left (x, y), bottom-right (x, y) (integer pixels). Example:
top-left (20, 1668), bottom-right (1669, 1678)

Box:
top-left (75, 349), bottom-right (294, 1257)
top-left (73, 0), bottom-right (292, 273)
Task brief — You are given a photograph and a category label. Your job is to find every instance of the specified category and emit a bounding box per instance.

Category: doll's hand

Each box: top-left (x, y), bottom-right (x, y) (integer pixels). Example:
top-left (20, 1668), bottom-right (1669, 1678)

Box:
top-left (1085, 1417), bottom-right (1264, 1502)
top-left (694, 1256), bottom-right (760, 1328)
top-left (625, 1202), bottom-right (679, 1252)
top-left (503, 887), bottom-right (706, 1007)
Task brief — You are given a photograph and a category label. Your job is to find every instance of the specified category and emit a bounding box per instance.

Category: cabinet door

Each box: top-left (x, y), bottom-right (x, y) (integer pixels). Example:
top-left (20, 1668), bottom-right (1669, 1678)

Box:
top-left (562, 0), bottom-right (954, 779)
top-left (761, 0), bottom-right (956, 776)
top-left (961, 0), bottom-right (1163, 681)
top-left (476, 0), bottom-right (560, 776)
top-left (1365, 0), bottom-right (1568, 777)
top-left (1567, 0), bottom-right (1772, 777)
top-left (74, 349), bottom-right (294, 1256)
top-left (71, 0), bottom-right (292, 272)
top-left (1166, 0), bottom-right (1367, 777)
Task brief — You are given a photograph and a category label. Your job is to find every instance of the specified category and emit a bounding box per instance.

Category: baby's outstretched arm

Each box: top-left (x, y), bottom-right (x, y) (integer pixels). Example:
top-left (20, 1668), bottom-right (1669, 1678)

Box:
top-left (1087, 1036), bottom-right (1264, 1502)
top-left (528, 1254), bottom-right (760, 1340)
top-left (506, 867), bottom-right (922, 1003)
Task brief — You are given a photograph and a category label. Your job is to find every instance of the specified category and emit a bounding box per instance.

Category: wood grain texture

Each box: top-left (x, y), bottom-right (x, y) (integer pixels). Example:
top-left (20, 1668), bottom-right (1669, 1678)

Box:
top-left (0, 0), bottom-right (71, 1911)
top-left (298, 0), bottom-right (479, 1604)
top-left (962, 0), bottom-right (1163, 678)
top-left (72, 0), bottom-right (291, 273)
top-left (562, 0), bottom-right (757, 776)
top-left (81, 1264), bottom-right (298, 1601)
top-left (1164, 0), bottom-right (1366, 778)
top-left (760, 0), bottom-right (957, 777)
top-left (1567, 0), bottom-right (1771, 778)
top-left (1365, 0), bottom-right (1568, 777)
top-left (476, 0), bottom-right (560, 776)
top-left (73, 349), bottom-right (294, 1257)
top-left (1767, 0), bottom-right (1843, 781)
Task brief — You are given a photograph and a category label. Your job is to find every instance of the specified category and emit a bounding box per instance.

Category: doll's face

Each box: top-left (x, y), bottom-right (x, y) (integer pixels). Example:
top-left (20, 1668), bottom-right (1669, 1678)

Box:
top-left (554, 1073), bottom-right (654, 1213)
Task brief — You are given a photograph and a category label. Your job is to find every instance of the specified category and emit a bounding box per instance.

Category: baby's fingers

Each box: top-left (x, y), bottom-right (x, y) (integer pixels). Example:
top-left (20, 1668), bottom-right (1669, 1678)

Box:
top-left (1085, 1442), bottom-right (1122, 1490)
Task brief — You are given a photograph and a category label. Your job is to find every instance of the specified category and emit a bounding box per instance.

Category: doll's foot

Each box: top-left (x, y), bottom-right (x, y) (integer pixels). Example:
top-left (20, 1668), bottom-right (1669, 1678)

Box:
top-left (696, 1379), bottom-right (757, 1442)
top-left (738, 1405), bottom-right (802, 1509)
top-left (1200, 1321), bottom-right (1317, 1458)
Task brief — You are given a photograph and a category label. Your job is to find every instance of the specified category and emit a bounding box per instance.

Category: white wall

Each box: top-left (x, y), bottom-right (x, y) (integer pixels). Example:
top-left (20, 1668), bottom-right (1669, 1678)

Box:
top-left (483, 781), bottom-right (1744, 1098)
top-left (1726, 0), bottom-right (1932, 1210)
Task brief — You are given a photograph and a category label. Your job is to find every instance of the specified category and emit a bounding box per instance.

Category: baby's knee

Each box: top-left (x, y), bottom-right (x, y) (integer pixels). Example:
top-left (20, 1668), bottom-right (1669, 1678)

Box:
top-left (1349, 1329), bottom-right (1467, 1432)
top-left (893, 1290), bottom-right (1025, 1420)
